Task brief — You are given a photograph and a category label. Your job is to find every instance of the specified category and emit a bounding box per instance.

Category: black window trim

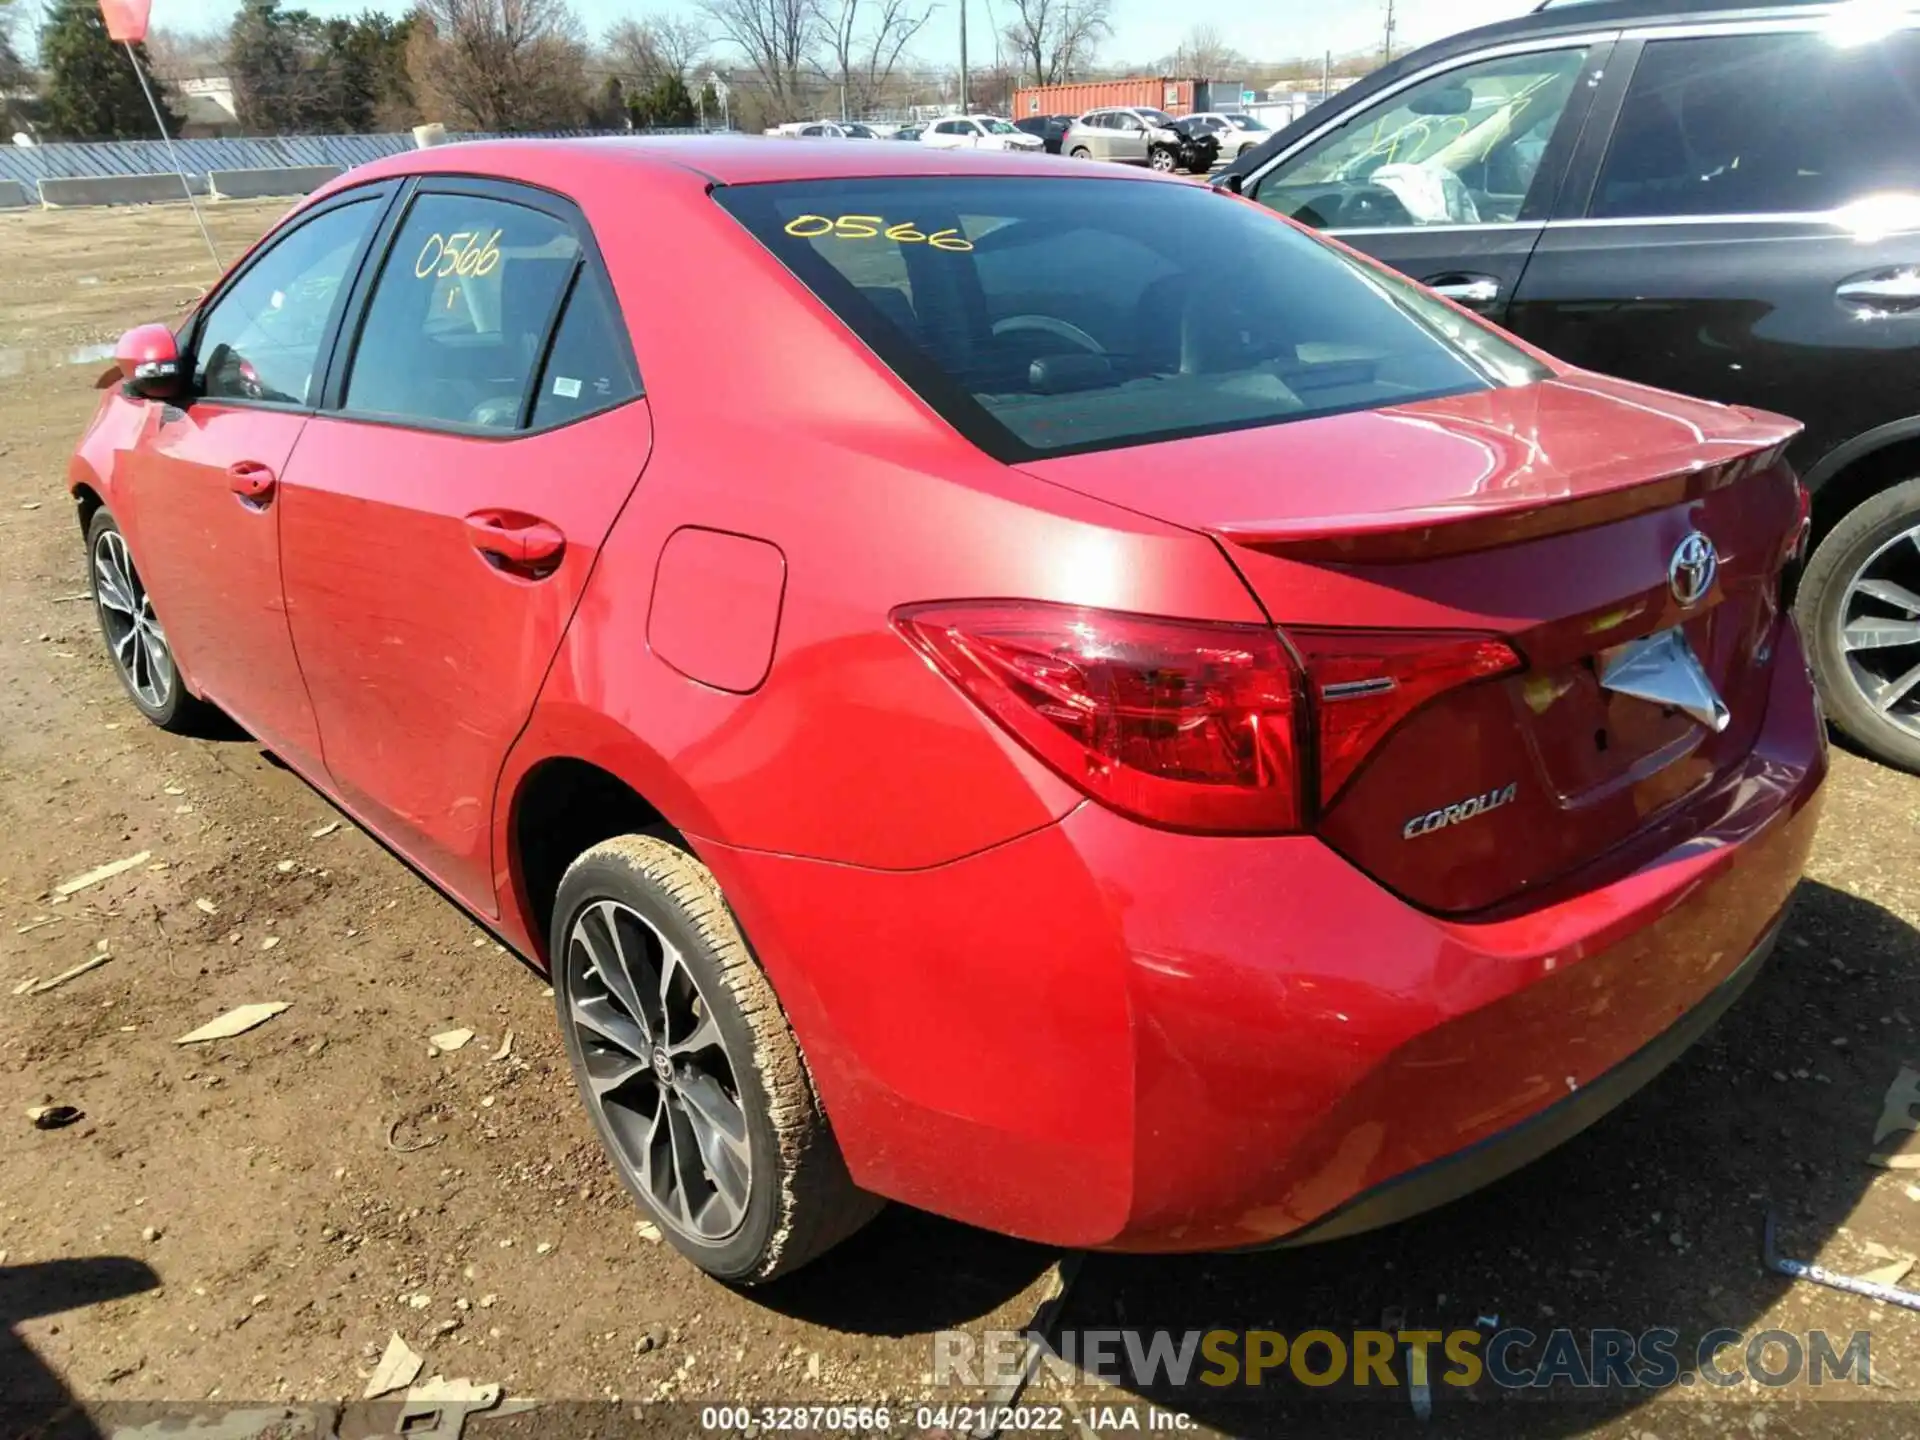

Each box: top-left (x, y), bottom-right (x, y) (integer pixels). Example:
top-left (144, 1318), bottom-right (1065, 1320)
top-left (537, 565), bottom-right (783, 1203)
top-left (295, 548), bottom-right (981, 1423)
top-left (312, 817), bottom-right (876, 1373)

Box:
top-left (177, 180), bottom-right (401, 418)
top-left (316, 171), bottom-right (644, 442)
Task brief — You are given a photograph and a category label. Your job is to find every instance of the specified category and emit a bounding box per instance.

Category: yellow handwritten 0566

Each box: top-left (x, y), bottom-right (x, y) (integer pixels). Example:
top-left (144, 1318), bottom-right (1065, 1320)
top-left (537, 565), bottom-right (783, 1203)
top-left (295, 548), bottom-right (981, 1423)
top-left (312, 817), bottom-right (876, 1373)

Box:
top-left (783, 215), bottom-right (973, 251)
top-left (414, 228), bottom-right (503, 280)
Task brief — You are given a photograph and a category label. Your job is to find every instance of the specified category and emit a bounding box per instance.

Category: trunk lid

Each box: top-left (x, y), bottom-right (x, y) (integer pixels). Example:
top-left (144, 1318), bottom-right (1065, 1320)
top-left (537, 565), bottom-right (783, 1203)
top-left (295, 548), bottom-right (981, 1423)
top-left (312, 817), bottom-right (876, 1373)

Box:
top-left (1017, 374), bottom-right (1806, 913)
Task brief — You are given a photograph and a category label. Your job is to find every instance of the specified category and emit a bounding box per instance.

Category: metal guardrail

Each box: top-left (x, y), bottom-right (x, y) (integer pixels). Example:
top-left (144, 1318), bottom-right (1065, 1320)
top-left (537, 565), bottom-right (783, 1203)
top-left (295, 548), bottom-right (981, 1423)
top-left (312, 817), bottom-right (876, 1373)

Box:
top-left (0, 128), bottom-right (710, 188)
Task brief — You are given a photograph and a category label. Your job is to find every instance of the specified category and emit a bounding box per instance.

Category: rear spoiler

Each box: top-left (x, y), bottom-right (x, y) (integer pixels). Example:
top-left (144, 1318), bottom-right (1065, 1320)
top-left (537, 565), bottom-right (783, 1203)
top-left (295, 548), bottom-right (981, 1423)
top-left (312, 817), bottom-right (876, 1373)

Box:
top-left (1216, 441), bottom-right (1796, 564)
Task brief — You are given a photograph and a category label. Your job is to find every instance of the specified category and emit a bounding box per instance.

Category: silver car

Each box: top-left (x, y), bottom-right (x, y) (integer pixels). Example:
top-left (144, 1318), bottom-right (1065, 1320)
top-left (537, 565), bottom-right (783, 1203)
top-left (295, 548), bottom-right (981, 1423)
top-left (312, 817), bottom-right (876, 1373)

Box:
top-left (1186, 111), bottom-right (1273, 160)
top-left (1062, 107), bottom-right (1185, 168)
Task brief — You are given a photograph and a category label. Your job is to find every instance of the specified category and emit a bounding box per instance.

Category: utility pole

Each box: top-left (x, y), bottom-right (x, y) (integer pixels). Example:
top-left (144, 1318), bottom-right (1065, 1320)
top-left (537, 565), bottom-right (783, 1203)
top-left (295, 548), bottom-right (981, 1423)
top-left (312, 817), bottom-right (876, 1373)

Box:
top-left (959, 0), bottom-right (970, 113)
top-left (1321, 48), bottom-right (1330, 105)
top-left (1382, 0), bottom-right (1396, 64)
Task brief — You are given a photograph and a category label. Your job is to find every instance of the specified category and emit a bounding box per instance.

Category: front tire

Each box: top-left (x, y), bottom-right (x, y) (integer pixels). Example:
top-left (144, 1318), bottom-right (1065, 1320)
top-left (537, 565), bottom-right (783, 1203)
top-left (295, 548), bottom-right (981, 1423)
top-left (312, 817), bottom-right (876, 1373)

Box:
top-left (1069, 145), bottom-right (1092, 160)
top-left (86, 508), bottom-right (213, 734)
top-left (1797, 475), bottom-right (1920, 771)
top-left (1149, 146), bottom-right (1177, 172)
top-left (550, 835), bottom-right (879, 1284)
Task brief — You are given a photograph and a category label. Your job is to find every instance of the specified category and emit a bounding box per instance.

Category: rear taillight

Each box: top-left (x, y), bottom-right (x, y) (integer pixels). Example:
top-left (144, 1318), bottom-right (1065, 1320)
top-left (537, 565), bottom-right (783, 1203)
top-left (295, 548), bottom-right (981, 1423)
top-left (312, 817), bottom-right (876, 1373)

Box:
top-left (895, 601), bottom-right (1520, 834)
top-left (1292, 631), bottom-right (1521, 804)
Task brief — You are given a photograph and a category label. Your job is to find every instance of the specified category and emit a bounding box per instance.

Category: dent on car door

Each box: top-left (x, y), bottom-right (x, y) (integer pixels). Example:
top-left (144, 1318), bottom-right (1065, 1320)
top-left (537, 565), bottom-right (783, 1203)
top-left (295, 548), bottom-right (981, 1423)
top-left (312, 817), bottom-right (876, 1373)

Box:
top-left (1244, 41), bottom-right (1608, 323)
top-left (1508, 26), bottom-right (1920, 474)
top-left (112, 191), bottom-right (388, 769)
top-left (275, 182), bottom-right (649, 914)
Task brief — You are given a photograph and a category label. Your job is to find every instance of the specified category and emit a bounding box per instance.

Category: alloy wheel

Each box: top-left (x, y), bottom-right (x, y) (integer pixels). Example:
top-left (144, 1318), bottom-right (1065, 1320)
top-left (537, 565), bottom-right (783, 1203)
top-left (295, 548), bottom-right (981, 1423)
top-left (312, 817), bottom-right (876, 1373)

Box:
top-left (1150, 149), bottom-right (1175, 172)
top-left (563, 898), bottom-right (753, 1242)
top-left (93, 528), bottom-right (173, 711)
top-left (1837, 523), bottom-right (1920, 737)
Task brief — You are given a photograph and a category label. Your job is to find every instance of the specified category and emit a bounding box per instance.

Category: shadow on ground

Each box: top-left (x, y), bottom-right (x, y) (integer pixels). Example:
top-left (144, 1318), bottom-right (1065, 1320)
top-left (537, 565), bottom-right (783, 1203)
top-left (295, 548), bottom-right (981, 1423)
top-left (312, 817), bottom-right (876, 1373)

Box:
top-left (0, 1256), bottom-right (158, 1438)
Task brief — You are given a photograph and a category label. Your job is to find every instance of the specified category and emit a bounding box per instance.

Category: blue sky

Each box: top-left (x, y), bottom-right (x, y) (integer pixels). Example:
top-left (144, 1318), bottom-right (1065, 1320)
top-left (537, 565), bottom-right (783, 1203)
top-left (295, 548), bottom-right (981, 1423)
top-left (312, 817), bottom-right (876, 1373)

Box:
top-left (238, 0), bottom-right (1533, 71)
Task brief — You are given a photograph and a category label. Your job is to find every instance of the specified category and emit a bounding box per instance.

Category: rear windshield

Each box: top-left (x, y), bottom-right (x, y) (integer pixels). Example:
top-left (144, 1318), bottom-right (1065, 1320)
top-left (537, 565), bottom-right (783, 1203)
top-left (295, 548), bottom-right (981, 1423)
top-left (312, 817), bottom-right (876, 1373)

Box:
top-left (715, 176), bottom-right (1548, 460)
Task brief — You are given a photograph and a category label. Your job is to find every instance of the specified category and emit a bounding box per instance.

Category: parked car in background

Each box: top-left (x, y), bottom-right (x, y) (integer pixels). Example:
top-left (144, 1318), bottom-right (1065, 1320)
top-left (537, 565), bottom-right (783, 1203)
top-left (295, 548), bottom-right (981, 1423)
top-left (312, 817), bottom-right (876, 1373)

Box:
top-left (920, 114), bottom-right (1045, 151)
top-left (1166, 116), bottom-right (1224, 172)
top-left (72, 136), bottom-right (1823, 1286)
top-left (765, 121), bottom-right (851, 138)
top-left (889, 123), bottom-right (925, 142)
top-left (1014, 114), bottom-right (1076, 154)
top-left (1221, 0), bottom-right (1920, 773)
top-left (1188, 110), bottom-right (1272, 159)
top-left (1064, 107), bottom-right (1201, 172)
top-left (839, 122), bottom-right (881, 139)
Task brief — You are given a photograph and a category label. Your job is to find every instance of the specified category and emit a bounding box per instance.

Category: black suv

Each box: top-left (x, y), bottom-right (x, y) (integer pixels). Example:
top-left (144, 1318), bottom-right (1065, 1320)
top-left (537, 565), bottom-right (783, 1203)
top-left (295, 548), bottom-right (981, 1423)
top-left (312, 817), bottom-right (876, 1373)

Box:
top-left (1221, 0), bottom-right (1920, 771)
top-left (1014, 114), bottom-right (1075, 154)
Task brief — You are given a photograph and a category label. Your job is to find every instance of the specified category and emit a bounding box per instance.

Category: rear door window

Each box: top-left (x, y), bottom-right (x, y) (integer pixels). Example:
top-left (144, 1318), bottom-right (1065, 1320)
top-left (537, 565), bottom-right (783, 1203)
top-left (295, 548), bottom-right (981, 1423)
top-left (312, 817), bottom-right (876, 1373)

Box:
top-left (1591, 30), bottom-right (1920, 218)
top-left (344, 192), bottom-right (580, 430)
top-left (717, 175), bottom-right (1546, 460)
top-left (529, 266), bottom-right (641, 428)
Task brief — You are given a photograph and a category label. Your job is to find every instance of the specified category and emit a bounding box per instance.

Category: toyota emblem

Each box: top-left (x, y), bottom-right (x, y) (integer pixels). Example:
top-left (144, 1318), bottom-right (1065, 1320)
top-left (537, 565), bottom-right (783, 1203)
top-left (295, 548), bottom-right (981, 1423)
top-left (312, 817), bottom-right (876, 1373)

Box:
top-left (1668, 532), bottom-right (1718, 608)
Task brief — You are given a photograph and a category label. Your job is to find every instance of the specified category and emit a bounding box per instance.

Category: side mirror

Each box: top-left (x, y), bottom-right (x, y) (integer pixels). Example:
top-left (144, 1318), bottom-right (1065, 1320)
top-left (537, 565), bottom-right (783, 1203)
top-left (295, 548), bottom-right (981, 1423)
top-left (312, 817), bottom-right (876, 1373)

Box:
top-left (1409, 85), bottom-right (1473, 117)
top-left (109, 323), bottom-right (184, 401)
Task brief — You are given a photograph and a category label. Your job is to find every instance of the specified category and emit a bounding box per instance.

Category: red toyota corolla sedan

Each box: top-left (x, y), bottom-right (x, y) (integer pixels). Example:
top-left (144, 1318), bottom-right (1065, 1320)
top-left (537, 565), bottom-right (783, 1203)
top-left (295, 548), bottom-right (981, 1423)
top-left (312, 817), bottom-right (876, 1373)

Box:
top-left (69, 138), bottom-right (1824, 1283)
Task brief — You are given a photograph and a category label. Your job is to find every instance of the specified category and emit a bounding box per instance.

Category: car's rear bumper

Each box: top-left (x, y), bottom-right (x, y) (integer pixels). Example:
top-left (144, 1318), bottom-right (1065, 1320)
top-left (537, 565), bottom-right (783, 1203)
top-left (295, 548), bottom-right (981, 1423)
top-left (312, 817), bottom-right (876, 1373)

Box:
top-left (701, 624), bottom-right (1826, 1250)
top-left (1267, 914), bottom-right (1782, 1248)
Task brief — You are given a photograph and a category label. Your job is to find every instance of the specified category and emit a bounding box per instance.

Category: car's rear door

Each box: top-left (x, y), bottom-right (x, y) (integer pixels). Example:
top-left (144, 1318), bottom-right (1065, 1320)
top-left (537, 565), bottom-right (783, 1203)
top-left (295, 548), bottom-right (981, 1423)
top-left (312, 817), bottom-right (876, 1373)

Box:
top-left (1241, 34), bottom-right (1614, 324)
top-left (111, 185), bottom-right (393, 772)
top-left (1506, 18), bottom-right (1920, 478)
top-left (276, 176), bottom-right (648, 916)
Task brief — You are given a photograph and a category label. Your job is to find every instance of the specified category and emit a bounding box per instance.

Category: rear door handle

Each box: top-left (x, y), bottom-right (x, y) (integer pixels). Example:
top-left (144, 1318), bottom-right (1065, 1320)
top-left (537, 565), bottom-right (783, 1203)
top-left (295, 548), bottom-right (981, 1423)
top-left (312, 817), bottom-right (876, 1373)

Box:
top-left (1837, 269), bottom-right (1920, 315)
top-left (227, 460), bottom-right (276, 505)
top-left (1425, 274), bottom-right (1503, 307)
top-left (463, 511), bottom-right (566, 575)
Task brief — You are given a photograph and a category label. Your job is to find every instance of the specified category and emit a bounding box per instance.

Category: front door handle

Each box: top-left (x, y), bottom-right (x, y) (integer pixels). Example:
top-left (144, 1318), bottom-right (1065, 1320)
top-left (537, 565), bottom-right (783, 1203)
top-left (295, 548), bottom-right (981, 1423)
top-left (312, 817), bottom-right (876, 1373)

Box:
top-left (463, 511), bottom-right (566, 575)
top-left (1837, 268), bottom-right (1920, 316)
top-left (1425, 274), bottom-right (1503, 307)
top-left (227, 460), bottom-right (276, 505)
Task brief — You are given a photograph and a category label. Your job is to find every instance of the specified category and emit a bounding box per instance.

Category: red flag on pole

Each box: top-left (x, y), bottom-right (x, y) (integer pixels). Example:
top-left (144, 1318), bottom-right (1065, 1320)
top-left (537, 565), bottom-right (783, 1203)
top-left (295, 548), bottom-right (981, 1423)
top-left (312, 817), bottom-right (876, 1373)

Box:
top-left (99, 0), bottom-right (152, 43)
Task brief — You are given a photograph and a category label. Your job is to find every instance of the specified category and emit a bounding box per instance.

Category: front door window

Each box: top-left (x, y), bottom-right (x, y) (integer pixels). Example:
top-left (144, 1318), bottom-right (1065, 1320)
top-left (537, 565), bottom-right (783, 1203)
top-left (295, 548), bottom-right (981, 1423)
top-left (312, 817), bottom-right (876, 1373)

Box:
top-left (1253, 47), bottom-right (1591, 229)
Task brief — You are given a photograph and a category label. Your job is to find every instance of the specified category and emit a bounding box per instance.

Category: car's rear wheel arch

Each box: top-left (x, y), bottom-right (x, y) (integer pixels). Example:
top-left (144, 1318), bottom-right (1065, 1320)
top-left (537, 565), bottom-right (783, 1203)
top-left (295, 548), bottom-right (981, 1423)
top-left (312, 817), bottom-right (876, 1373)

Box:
top-left (511, 757), bottom-right (686, 964)
top-left (1802, 425), bottom-right (1920, 557)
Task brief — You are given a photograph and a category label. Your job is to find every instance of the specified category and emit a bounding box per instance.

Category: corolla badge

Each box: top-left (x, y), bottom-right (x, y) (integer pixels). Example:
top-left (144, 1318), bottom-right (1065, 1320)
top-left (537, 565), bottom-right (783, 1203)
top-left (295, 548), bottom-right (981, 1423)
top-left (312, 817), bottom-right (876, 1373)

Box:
top-left (1403, 783), bottom-right (1518, 840)
top-left (1669, 532), bottom-right (1718, 608)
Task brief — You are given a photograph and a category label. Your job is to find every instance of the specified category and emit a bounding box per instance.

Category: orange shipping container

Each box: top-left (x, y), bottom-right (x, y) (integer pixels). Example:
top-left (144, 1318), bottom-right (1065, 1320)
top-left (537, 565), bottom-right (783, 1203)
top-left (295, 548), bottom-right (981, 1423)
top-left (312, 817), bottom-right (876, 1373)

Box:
top-left (1011, 78), bottom-right (1201, 119)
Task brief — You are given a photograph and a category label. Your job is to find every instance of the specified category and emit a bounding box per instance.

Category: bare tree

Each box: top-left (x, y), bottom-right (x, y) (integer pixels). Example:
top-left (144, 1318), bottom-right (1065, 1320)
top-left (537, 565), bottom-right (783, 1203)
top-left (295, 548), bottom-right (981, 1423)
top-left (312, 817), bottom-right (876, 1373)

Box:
top-left (702, 0), bottom-right (814, 121)
top-left (410, 0), bottom-right (589, 131)
top-left (1168, 24), bottom-right (1240, 79)
top-left (813, 0), bottom-right (929, 119)
top-left (1000, 0), bottom-right (1109, 88)
top-left (606, 13), bottom-right (709, 86)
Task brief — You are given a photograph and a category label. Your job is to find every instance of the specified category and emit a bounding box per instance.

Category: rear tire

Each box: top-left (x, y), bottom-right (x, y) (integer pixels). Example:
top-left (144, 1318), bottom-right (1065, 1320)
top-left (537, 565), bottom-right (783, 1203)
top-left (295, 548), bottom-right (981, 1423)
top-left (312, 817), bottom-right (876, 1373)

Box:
top-left (1796, 475), bottom-right (1920, 772)
top-left (86, 508), bottom-right (216, 734)
top-left (550, 835), bottom-right (880, 1284)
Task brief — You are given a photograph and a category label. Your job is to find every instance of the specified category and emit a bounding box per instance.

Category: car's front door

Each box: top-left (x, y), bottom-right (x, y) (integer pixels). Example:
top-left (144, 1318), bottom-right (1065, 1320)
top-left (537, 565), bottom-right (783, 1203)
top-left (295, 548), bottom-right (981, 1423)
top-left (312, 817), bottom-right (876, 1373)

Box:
top-left (1243, 39), bottom-right (1610, 324)
top-left (1507, 22), bottom-right (1920, 476)
top-left (112, 189), bottom-right (390, 771)
top-left (276, 178), bottom-right (647, 915)
top-left (1113, 113), bottom-right (1149, 165)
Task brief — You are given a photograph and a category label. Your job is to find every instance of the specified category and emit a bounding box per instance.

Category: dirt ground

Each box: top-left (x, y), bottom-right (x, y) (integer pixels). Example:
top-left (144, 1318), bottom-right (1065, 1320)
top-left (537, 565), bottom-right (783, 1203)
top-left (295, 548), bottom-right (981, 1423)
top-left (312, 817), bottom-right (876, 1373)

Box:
top-left (8, 200), bottom-right (1920, 1439)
